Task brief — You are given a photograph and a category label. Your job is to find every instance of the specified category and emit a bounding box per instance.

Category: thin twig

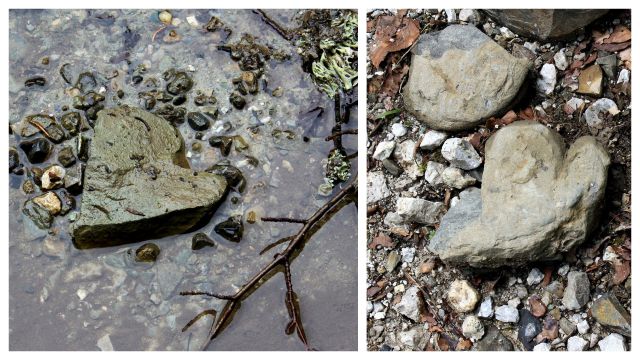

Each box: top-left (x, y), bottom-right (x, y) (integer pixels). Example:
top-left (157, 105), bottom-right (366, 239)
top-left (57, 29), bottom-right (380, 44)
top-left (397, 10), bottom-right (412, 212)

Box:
top-left (253, 9), bottom-right (293, 40)
top-left (325, 128), bottom-right (358, 141)
top-left (261, 217), bottom-right (307, 224)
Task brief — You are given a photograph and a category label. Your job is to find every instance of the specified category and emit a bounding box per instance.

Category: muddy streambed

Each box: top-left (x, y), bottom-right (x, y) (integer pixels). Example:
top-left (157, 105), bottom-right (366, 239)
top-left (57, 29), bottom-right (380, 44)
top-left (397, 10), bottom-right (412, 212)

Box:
top-left (8, 9), bottom-right (357, 350)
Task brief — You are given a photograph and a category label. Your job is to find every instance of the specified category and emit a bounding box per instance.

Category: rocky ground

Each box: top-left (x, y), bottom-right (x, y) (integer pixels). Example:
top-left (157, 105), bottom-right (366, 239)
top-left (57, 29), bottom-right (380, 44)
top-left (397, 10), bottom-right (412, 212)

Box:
top-left (366, 9), bottom-right (631, 351)
top-left (9, 9), bottom-right (357, 350)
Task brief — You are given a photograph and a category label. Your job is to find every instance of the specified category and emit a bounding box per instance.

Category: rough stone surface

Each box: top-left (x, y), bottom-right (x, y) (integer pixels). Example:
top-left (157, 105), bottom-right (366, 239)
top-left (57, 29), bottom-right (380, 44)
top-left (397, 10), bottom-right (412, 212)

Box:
top-left (591, 294), bottom-right (631, 336)
top-left (403, 25), bottom-right (530, 131)
top-left (598, 333), bottom-right (627, 351)
top-left (483, 9), bottom-right (608, 40)
top-left (526, 268), bottom-right (544, 286)
top-left (477, 297), bottom-right (494, 318)
top-left (518, 309), bottom-right (541, 350)
top-left (462, 315), bottom-right (485, 341)
top-left (396, 197), bottom-right (444, 225)
top-left (562, 271), bottom-right (590, 310)
top-left (424, 161), bottom-right (446, 186)
top-left (441, 138), bottom-right (482, 170)
top-left (393, 286), bottom-right (424, 322)
top-left (584, 98), bottom-right (619, 130)
top-left (578, 64), bottom-right (604, 96)
top-left (373, 140), bottom-right (395, 161)
top-left (495, 305), bottom-right (519, 323)
top-left (442, 167), bottom-right (476, 189)
top-left (533, 342), bottom-right (551, 351)
top-left (537, 63), bottom-right (557, 95)
top-left (475, 325), bottom-right (513, 351)
top-left (567, 335), bottom-right (588, 351)
top-left (367, 171), bottom-right (391, 204)
top-left (420, 130), bottom-right (448, 150)
top-left (429, 121), bottom-right (610, 267)
top-left (447, 279), bottom-right (480, 313)
top-left (72, 106), bottom-right (228, 248)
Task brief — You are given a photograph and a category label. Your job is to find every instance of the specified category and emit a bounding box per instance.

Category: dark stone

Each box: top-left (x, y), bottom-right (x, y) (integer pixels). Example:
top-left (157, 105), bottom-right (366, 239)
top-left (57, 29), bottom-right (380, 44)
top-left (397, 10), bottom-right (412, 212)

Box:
top-left (483, 9), bottom-right (608, 40)
top-left (72, 91), bottom-right (105, 111)
top-left (192, 232), bottom-right (216, 250)
top-left (155, 104), bottom-right (186, 125)
top-left (135, 243), bottom-right (161, 262)
top-left (214, 216), bottom-right (244, 242)
top-left (229, 91), bottom-right (246, 109)
top-left (132, 75), bottom-right (143, 85)
top-left (75, 72), bottom-right (97, 92)
top-left (61, 112), bottom-right (82, 136)
top-left (71, 106), bottom-right (227, 248)
top-left (64, 163), bottom-right (84, 195)
top-left (25, 76), bottom-right (46, 87)
top-left (166, 71), bottom-right (194, 95)
top-left (29, 167), bottom-right (43, 186)
top-left (208, 136), bottom-right (233, 156)
top-left (77, 135), bottom-right (91, 162)
top-left (172, 94), bottom-right (187, 106)
top-left (57, 146), bottom-right (76, 167)
top-left (9, 148), bottom-right (20, 173)
top-left (475, 325), bottom-right (514, 351)
top-left (518, 309), bottom-right (542, 350)
top-left (187, 112), bottom-right (211, 131)
top-left (22, 197), bottom-right (53, 229)
top-left (382, 159), bottom-right (403, 176)
top-left (205, 161), bottom-right (246, 192)
top-left (85, 103), bottom-right (105, 123)
top-left (139, 92), bottom-right (157, 110)
top-left (58, 189), bottom-right (76, 215)
top-left (20, 138), bottom-right (52, 164)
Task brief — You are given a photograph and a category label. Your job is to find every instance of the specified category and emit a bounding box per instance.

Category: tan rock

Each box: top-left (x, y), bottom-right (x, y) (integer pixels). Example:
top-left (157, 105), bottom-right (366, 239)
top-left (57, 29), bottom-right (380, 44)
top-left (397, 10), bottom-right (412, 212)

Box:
top-left (577, 64), bottom-right (603, 96)
top-left (33, 192), bottom-right (61, 215)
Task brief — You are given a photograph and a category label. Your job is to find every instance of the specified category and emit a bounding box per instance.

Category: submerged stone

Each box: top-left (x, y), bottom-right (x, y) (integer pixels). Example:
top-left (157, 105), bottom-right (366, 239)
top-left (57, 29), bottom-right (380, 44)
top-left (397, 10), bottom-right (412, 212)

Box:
top-left (135, 243), bottom-right (161, 262)
top-left (72, 106), bottom-right (227, 248)
top-left (214, 216), bottom-right (243, 242)
top-left (429, 121), bottom-right (610, 267)
top-left (20, 137), bottom-right (52, 164)
top-left (192, 232), bottom-right (216, 250)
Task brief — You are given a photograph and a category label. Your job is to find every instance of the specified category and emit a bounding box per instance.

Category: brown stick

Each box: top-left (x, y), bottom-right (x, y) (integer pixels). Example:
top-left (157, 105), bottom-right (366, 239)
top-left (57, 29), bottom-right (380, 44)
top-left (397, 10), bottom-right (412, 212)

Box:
top-left (325, 128), bottom-right (358, 141)
top-left (261, 217), bottom-right (307, 224)
top-left (181, 175), bottom-right (357, 350)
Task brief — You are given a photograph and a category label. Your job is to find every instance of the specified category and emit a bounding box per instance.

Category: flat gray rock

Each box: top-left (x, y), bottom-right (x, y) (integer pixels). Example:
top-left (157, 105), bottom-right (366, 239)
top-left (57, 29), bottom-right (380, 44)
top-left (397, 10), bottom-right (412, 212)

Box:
top-left (429, 121), bottom-right (610, 267)
top-left (484, 9), bottom-right (608, 40)
top-left (72, 106), bottom-right (227, 248)
top-left (403, 25), bottom-right (530, 131)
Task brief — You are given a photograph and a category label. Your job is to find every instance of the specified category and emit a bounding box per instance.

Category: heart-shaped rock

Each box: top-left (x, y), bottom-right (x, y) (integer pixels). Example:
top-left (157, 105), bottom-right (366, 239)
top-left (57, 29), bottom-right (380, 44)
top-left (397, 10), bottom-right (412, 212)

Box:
top-left (72, 106), bottom-right (228, 248)
top-left (403, 25), bottom-right (530, 131)
top-left (429, 121), bottom-right (610, 267)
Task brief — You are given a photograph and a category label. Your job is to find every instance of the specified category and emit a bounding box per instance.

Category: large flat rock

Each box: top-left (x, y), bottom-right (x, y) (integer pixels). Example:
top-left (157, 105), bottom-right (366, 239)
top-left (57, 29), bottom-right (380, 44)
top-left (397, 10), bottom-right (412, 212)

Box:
top-left (484, 9), bottom-right (608, 40)
top-left (429, 121), bottom-right (610, 267)
top-left (403, 25), bottom-right (530, 131)
top-left (72, 106), bottom-right (227, 248)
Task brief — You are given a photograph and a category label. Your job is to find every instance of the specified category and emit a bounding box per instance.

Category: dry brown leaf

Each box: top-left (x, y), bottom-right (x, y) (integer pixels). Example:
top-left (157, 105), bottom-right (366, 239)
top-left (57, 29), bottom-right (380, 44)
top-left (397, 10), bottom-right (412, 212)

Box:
top-left (541, 267), bottom-right (553, 287)
top-left (380, 63), bottom-right (409, 97)
top-left (612, 259), bottom-right (630, 285)
top-left (369, 14), bottom-right (420, 68)
top-left (368, 232), bottom-right (395, 249)
top-left (420, 258), bottom-right (437, 273)
top-left (594, 41), bottom-right (631, 52)
top-left (367, 286), bottom-right (382, 298)
top-left (456, 339), bottom-right (473, 351)
top-left (389, 226), bottom-right (411, 237)
top-left (592, 29), bottom-right (611, 44)
top-left (437, 334), bottom-right (452, 351)
top-left (604, 25), bottom-right (631, 44)
top-left (619, 48), bottom-right (631, 69)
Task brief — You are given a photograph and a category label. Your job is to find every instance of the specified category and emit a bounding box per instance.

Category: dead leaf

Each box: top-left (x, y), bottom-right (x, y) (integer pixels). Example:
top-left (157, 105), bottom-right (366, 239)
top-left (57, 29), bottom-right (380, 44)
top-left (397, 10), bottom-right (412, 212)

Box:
top-left (456, 339), bottom-right (473, 351)
top-left (389, 226), bottom-right (411, 237)
top-left (619, 48), bottom-right (631, 69)
top-left (592, 29), bottom-right (611, 44)
top-left (612, 245), bottom-right (631, 261)
top-left (529, 295), bottom-right (547, 317)
top-left (369, 14), bottom-right (420, 68)
top-left (437, 334), bottom-right (452, 351)
top-left (368, 232), bottom-right (395, 249)
top-left (380, 63), bottom-right (409, 97)
top-left (429, 325), bottom-right (444, 333)
top-left (594, 41), bottom-right (630, 52)
top-left (612, 259), bottom-right (630, 285)
top-left (518, 107), bottom-right (535, 120)
top-left (541, 267), bottom-right (553, 287)
top-left (604, 25), bottom-right (631, 44)
top-left (420, 258), bottom-right (437, 273)
top-left (367, 286), bottom-right (382, 298)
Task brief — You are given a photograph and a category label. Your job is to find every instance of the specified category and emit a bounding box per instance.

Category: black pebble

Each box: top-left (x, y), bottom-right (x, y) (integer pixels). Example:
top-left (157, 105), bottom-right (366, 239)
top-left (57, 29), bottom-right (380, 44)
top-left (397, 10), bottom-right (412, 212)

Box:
top-left (19, 138), bottom-right (52, 164)
top-left (187, 112), bottom-right (211, 131)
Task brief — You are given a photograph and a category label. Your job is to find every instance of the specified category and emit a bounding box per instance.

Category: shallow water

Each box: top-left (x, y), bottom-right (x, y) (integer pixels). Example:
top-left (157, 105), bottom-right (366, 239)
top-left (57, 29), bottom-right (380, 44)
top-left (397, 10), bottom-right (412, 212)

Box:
top-left (8, 9), bottom-right (357, 351)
